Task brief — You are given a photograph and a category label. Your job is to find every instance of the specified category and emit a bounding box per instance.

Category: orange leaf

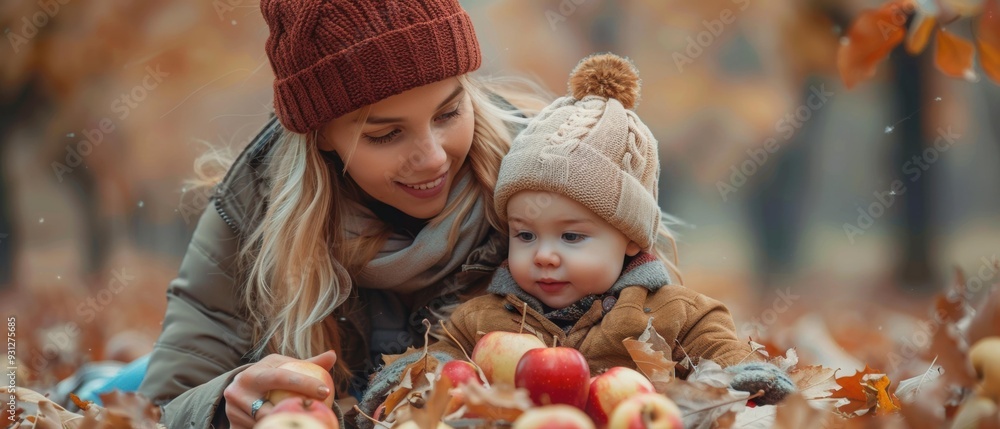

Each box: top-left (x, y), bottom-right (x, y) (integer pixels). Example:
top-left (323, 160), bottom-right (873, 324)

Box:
top-left (906, 12), bottom-right (937, 54)
top-left (867, 375), bottom-right (902, 416)
top-left (830, 365), bottom-right (880, 415)
top-left (978, 0), bottom-right (1000, 83)
top-left (935, 28), bottom-right (977, 79)
top-left (837, 2), bottom-right (908, 88)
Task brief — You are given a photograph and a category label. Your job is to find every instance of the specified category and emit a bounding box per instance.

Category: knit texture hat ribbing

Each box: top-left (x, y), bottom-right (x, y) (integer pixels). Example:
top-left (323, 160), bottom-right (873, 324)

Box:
top-left (494, 53), bottom-right (661, 250)
top-left (261, 0), bottom-right (482, 133)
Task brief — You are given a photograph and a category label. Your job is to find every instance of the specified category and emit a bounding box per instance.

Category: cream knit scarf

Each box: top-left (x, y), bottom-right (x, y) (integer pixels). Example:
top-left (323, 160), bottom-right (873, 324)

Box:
top-left (344, 171), bottom-right (491, 294)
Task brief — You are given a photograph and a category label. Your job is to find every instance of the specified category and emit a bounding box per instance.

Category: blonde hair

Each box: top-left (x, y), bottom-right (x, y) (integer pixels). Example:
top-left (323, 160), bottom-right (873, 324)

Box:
top-left (226, 74), bottom-right (546, 388)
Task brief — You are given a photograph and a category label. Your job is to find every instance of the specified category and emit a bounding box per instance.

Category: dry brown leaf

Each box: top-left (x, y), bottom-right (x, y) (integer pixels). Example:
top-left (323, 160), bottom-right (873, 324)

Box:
top-left (15, 388), bottom-right (83, 424)
top-left (895, 359), bottom-right (943, 404)
top-left (660, 378), bottom-right (750, 429)
top-left (788, 365), bottom-right (840, 400)
top-left (773, 393), bottom-right (831, 428)
top-left (457, 382), bottom-right (532, 423)
top-left (935, 28), bottom-right (977, 79)
top-left (409, 370), bottom-right (454, 429)
top-left (623, 318), bottom-right (676, 383)
top-left (837, 1), bottom-right (907, 88)
top-left (382, 347), bottom-right (419, 369)
top-left (768, 348), bottom-right (799, 372)
top-left (32, 400), bottom-right (64, 429)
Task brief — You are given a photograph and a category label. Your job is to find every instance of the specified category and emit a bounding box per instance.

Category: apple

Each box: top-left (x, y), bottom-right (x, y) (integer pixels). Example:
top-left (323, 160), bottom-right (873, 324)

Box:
top-left (512, 405), bottom-right (596, 429)
top-left (259, 397), bottom-right (339, 429)
top-left (267, 361), bottom-right (336, 408)
top-left (471, 332), bottom-right (546, 385)
top-left (970, 337), bottom-right (1000, 401)
top-left (515, 347), bottom-right (591, 409)
top-left (607, 393), bottom-right (682, 429)
top-left (584, 367), bottom-right (655, 426)
top-left (439, 360), bottom-right (484, 415)
top-left (254, 413), bottom-right (332, 429)
top-left (440, 360), bottom-right (483, 387)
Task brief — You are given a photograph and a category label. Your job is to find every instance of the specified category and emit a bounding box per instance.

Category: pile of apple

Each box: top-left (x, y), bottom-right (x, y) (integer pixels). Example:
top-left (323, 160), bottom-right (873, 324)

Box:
top-left (456, 331), bottom-right (683, 429)
top-left (254, 361), bottom-right (340, 429)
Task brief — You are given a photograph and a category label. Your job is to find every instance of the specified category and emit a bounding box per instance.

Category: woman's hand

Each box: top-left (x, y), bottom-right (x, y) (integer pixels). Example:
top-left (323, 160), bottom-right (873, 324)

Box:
top-left (223, 350), bottom-right (337, 428)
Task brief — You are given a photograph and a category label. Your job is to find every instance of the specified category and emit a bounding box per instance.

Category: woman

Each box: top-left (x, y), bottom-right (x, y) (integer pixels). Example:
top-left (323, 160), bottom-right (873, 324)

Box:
top-left (136, 1), bottom-right (541, 428)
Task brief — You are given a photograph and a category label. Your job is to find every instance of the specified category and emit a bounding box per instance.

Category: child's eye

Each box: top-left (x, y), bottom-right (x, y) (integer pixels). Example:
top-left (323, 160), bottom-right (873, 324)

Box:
top-left (514, 231), bottom-right (535, 241)
top-left (562, 233), bottom-right (585, 242)
top-left (364, 129), bottom-right (400, 145)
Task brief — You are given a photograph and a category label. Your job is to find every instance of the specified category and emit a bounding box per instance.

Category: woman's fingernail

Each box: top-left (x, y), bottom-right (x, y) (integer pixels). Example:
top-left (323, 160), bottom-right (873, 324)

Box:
top-left (318, 386), bottom-right (331, 397)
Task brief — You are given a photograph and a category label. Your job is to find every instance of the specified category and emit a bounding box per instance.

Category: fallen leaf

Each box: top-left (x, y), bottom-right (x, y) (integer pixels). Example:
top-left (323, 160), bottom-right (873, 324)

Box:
top-left (829, 365), bottom-right (880, 416)
top-left (935, 28), bottom-right (977, 80)
top-left (774, 393), bottom-right (831, 428)
top-left (732, 404), bottom-right (776, 428)
top-left (837, 1), bottom-right (907, 88)
top-left (660, 378), bottom-right (750, 429)
top-left (457, 382), bottom-right (532, 423)
top-left (867, 374), bottom-right (901, 416)
top-left (32, 400), bottom-right (64, 429)
top-left (623, 318), bottom-right (677, 383)
top-left (788, 365), bottom-right (840, 400)
top-left (686, 359), bottom-right (735, 389)
top-left (769, 348), bottom-right (799, 372)
top-left (895, 359), bottom-right (943, 404)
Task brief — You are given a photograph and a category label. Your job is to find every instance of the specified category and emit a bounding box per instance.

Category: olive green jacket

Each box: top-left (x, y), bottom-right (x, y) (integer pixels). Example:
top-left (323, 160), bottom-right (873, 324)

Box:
top-left (137, 117), bottom-right (509, 429)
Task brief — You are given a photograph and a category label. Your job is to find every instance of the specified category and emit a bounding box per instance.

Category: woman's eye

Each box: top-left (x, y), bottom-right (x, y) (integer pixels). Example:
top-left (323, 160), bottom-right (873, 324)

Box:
top-left (435, 106), bottom-right (461, 122)
top-left (515, 231), bottom-right (535, 241)
top-left (562, 233), bottom-right (584, 242)
top-left (365, 129), bottom-right (400, 144)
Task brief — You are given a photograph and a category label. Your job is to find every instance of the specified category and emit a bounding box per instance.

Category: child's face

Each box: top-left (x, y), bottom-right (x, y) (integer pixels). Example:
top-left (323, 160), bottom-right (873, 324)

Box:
top-left (506, 191), bottom-right (641, 309)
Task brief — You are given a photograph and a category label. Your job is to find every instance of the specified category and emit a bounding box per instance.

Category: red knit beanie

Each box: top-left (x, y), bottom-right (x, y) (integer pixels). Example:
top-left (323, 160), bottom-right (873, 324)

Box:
top-left (261, 0), bottom-right (482, 133)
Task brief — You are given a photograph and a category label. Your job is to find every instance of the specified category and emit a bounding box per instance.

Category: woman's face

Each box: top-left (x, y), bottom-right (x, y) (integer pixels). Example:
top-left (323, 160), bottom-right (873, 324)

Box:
top-left (321, 78), bottom-right (475, 219)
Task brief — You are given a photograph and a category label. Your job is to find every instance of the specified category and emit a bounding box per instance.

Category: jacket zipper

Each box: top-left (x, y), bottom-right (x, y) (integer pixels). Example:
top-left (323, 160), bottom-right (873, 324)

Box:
top-left (213, 191), bottom-right (241, 235)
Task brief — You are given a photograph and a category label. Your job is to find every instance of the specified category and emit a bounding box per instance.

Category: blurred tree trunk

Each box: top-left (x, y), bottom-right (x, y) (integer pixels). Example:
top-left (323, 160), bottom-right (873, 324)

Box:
top-left (891, 49), bottom-right (937, 293)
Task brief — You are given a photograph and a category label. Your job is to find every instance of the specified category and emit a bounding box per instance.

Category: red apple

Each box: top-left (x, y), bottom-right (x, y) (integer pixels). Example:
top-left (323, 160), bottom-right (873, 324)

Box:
top-left (471, 332), bottom-right (546, 385)
top-left (607, 393), bottom-right (682, 429)
top-left (259, 397), bottom-right (339, 429)
top-left (584, 367), bottom-right (655, 426)
top-left (515, 347), bottom-right (591, 409)
top-left (440, 360), bottom-right (484, 387)
top-left (512, 405), bottom-right (597, 429)
top-left (267, 361), bottom-right (336, 408)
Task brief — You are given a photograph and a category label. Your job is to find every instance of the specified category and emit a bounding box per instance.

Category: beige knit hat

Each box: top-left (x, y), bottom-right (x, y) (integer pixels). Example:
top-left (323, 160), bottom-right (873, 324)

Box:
top-left (494, 53), bottom-right (661, 250)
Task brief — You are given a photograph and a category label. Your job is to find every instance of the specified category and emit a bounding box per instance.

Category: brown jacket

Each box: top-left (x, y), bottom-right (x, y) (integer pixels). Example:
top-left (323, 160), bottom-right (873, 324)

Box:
top-left (138, 117), bottom-right (509, 429)
top-left (358, 253), bottom-right (753, 427)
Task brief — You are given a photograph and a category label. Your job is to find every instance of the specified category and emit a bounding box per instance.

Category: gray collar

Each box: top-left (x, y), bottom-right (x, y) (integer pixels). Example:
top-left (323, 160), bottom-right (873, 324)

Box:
top-left (485, 252), bottom-right (674, 312)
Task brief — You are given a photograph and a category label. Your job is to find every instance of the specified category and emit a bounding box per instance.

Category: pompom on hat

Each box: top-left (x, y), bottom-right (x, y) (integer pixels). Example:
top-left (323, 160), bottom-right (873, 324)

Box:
top-left (494, 53), bottom-right (661, 250)
top-left (260, 0), bottom-right (482, 133)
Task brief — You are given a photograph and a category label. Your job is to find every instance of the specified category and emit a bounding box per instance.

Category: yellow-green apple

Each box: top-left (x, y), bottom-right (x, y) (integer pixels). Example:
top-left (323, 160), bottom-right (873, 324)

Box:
top-left (970, 337), bottom-right (1000, 401)
top-left (606, 393), bottom-right (682, 429)
top-left (512, 405), bottom-right (597, 429)
top-left (471, 332), bottom-right (546, 385)
top-left (266, 361), bottom-right (336, 408)
top-left (584, 367), bottom-right (655, 426)
top-left (514, 347), bottom-right (591, 409)
top-left (258, 397), bottom-right (339, 429)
